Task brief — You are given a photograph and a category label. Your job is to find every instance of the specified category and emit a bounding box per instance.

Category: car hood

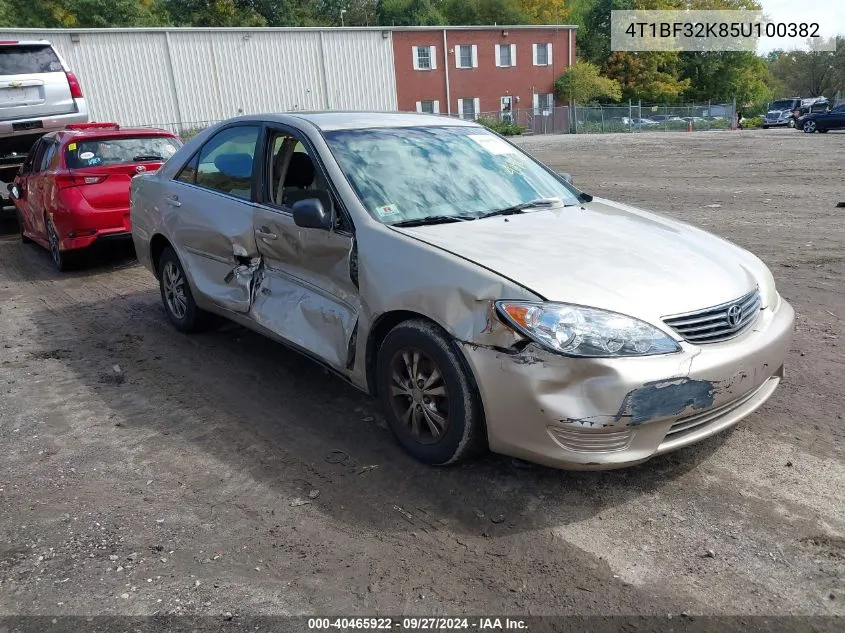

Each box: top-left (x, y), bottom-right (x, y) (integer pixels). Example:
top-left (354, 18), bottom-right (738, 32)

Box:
top-left (390, 197), bottom-right (765, 324)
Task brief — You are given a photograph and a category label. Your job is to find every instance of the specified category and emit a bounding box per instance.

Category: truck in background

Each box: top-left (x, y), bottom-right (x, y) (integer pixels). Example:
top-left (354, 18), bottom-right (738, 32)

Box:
top-left (1, 40), bottom-right (88, 210)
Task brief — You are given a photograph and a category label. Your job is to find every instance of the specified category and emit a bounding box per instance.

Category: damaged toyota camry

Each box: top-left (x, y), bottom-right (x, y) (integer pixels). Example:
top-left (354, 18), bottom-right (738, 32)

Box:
top-left (130, 112), bottom-right (794, 470)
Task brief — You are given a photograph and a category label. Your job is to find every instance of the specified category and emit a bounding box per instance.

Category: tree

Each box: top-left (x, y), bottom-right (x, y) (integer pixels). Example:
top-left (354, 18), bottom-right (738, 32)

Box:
top-left (165, 0), bottom-right (266, 27)
top-left (769, 38), bottom-right (845, 98)
top-left (602, 52), bottom-right (690, 102)
top-left (681, 52), bottom-right (772, 104)
top-left (376, 0), bottom-right (444, 26)
top-left (442, 0), bottom-right (529, 25)
top-left (555, 60), bottom-right (622, 102)
top-left (0, 0), bottom-right (170, 27)
top-left (517, 0), bottom-right (572, 23)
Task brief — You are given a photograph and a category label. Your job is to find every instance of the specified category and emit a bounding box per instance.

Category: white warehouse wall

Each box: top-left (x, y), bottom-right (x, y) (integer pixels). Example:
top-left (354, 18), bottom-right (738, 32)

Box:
top-left (0, 28), bottom-right (399, 132)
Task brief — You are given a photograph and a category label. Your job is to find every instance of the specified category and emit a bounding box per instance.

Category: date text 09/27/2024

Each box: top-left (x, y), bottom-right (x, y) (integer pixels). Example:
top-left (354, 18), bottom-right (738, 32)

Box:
top-left (307, 617), bottom-right (528, 630)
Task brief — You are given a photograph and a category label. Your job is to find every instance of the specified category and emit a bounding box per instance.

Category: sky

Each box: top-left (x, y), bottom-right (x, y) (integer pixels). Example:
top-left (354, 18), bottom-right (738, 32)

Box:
top-left (757, 0), bottom-right (844, 53)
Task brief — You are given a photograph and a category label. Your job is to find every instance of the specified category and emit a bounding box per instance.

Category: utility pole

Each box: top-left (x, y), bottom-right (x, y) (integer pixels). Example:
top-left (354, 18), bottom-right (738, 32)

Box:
top-left (340, 9), bottom-right (346, 27)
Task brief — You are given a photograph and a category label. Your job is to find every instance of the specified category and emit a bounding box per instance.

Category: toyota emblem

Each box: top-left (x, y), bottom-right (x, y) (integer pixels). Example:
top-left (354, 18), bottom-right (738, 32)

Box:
top-left (135, 165), bottom-right (147, 173)
top-left (726, 304), bottom-right (742, 328)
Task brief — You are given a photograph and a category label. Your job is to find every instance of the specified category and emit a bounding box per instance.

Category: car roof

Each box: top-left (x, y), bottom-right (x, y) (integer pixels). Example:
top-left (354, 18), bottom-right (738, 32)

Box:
top-left (50, 127), bottom-right (177, 142)
top-left (229, 111), bottom-right (479, 132)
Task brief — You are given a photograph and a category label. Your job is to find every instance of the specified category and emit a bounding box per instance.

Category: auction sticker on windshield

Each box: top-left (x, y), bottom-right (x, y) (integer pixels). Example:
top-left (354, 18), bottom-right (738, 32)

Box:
top-left (468, 134), bottom-right (517, 156)
top-left (376, 204), bottom-right (401, 219)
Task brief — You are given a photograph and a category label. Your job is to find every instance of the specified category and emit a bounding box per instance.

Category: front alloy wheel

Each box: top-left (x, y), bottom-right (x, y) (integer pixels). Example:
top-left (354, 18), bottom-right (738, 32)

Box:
top-left (803, 120), bottom-right (816, 133)
top-left (376, 319), bottom-right (485, 466)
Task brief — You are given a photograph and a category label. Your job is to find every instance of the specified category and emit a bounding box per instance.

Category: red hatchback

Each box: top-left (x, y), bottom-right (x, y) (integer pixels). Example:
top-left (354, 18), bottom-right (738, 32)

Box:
top-left (9, 123), bottom-right (181, 270)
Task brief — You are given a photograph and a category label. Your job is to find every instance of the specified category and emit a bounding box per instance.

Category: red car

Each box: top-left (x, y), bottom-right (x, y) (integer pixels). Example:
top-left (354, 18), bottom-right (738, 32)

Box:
top-left (8, 123), bottom-right (182, 270)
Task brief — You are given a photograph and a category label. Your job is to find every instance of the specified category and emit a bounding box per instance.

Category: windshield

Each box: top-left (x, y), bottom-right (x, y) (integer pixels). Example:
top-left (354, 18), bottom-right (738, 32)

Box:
top-left (66, 136), bottom-right (181, 169)
top-left (324, 126), bottom-right (581, 225)
top-left (770, 100), bottom-right (796, 111)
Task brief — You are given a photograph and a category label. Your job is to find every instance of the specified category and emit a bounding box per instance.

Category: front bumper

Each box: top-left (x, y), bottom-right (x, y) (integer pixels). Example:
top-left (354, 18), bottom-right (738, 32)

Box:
top-left (461, 298), bottom-right (794, 470)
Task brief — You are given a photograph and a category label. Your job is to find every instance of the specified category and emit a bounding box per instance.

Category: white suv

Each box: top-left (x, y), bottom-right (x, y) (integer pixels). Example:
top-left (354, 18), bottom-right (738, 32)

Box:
top-left (1, 40), bottom-right (88, 201)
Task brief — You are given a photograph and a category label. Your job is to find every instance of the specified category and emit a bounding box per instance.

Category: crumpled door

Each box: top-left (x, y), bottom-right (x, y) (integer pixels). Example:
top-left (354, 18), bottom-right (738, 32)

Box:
top-left (250, 205), bottom-right (359, 371)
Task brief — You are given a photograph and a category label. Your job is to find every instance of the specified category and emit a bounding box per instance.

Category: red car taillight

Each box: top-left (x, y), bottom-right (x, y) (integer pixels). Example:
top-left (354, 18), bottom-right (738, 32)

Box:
top-left (66, 72), bottom-right (83, 99)
top-left (56, 174), bottom-right (105, 189)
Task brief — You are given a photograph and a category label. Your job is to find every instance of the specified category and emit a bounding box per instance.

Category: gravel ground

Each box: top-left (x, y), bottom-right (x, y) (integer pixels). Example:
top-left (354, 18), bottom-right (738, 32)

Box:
top-left (0, 129), bottom-right (843, 622)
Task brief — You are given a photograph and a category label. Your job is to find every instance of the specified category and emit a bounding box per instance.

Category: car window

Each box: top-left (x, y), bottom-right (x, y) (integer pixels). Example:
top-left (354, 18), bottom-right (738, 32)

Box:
top-left (0, 44), bottom-right (63, 74)
top-left (176, 152), bottom-right (199, 184)
top-left (266, 131), bottom-right (330, 208)
top-left (65, 136), bottom-right (181, 169)
top-left (40, 143), bottom-right (57, 171)
top-left (834, 105), bottom-right (845, 113)
top-left (20, 139), bottom-right (43, 174)
top-left (324, 126), bottom-right (581, 225)
top-left (29, 140), bottom-right (50, 174)
top-left (194, 126), bottom-right (260, 200)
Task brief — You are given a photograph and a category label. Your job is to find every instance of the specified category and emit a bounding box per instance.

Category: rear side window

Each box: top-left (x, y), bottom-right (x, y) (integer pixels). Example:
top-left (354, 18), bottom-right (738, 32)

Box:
top-left (0, 45), bottom-right (63, 75)
top-left (65, 136), bottom-right (181, 169)
top-left (194, 126), bottom-right (260, 200)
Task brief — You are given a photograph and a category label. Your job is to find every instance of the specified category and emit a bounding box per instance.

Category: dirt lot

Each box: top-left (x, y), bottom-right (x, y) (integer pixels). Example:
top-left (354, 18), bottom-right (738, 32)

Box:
top-left (0, 129), bottom-right (843, 622)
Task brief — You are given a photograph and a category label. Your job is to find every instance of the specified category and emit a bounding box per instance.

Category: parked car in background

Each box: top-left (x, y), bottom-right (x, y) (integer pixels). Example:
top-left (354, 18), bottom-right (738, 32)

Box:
top-left (649, 115), bottom-right (685, 123)
top-left (1, 40), bottom-right (88, 208)
top-left (762, 97), bottom-right (829, 129)
top-left (797, 103), bottom-right (845, 133)
top-left (9, 122), bottom-right (181, 270)
top-left (131, 112), bottom-right (793, 471)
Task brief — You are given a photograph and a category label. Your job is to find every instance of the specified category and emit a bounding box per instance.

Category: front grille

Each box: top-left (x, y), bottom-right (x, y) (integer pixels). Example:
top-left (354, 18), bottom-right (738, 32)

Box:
top-left (663, 289), bottom-right (761, 344)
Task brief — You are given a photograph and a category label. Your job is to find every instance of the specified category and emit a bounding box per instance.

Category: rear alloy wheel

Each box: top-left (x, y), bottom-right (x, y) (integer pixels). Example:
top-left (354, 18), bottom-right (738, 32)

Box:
top-left (803, 120), bottom-right (817, 133)
top-left (376, 319), bottom-right (485, 466)
top-left (158, 246), bottom-right (203, 333)
top-left (46, 218), bottom-right (72, 271)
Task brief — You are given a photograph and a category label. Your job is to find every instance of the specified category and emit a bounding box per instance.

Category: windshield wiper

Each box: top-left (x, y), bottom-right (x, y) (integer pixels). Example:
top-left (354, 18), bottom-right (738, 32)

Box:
top-left (479, 197), bottom-right (572, 219)
top-left (391, 214), bottom-right (476, 228)
top-left (132, 154), bottom-right (165, 162)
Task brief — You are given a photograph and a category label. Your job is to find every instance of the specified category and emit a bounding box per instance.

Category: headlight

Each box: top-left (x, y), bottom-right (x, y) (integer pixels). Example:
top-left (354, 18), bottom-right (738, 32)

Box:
top-left (496, 301), bottom-right (681, 358)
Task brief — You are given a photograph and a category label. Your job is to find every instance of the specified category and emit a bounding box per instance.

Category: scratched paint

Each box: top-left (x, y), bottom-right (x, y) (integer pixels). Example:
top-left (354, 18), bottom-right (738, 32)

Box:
top-left (615, 378), bottom-right (716, 425)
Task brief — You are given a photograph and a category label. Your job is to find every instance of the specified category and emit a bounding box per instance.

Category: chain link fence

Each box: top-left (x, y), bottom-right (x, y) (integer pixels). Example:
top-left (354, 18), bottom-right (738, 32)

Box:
top-left (137, 102), bottom-right (737, 140)
top-left (471, 102), bottom-right (737, 135)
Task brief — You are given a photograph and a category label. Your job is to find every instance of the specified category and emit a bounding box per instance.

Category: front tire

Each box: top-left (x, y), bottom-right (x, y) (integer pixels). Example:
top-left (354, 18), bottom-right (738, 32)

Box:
top-left (158, 246), bottom-right (204, 333)
top-left (787, 119), bottom-right (796, 128)
top-left (376, 319), bottom-right (485, 466)
top-left (803, 120), bottom-right (816, 133)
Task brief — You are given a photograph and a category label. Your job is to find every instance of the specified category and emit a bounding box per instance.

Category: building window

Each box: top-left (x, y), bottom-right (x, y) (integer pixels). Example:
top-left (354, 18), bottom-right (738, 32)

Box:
top-left (534, 93), bottom-right (554, 114)
top-left (416, 100), bottom-right (440, 114)
top-left (496, 44), bottom-right (516, 68)
top-left (458, 98), bottom-right (480, 120)
top-left (412, 45), bottom-right (437, 71)
top-left (534, 43), bottom-right (552, 66)
top-left (456, 44), bottom-right (477, 69)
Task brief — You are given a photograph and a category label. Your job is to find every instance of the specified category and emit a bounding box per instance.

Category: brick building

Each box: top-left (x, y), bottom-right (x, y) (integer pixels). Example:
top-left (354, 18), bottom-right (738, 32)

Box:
top-left (392, 26), bottom-right (576, 119)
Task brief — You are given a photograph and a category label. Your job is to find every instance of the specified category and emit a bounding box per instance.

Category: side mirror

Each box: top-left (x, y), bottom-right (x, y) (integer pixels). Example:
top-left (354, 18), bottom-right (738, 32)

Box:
top-left (292, 197), bottom-right (332, 230)
top-left (8, 183), bottom-right (22, 200)
top-left (557, 172), bottom-right (573, 185)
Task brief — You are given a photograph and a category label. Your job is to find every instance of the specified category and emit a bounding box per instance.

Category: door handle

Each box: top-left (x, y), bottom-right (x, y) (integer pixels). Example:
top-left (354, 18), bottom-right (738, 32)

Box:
top-left (257, 226), bottom-right (277, 241)
top-left (165, 195), bottom-right (181, 207)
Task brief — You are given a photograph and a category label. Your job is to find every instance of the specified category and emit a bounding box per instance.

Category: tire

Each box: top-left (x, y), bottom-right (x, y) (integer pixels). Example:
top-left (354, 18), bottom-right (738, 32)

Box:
top-left (818, 128), bottom-right (828, 134)
top-left (376, 319), bottom-right (486, 466)
top-left (46, 217), bottom-right (73, 271)
top-left (787, 119), bottom-right (796, 128)
top-left (16, 210), bottom-right (32, 244)
top-left (803, 120), bottom-right (816, 133)
top-left (157, 246), bottom-right (204, 333)
top-left (762, 125), bottom-right (769, 129)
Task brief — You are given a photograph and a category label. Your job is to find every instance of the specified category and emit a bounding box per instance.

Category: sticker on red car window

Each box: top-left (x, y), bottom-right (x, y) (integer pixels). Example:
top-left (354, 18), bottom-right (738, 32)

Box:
top-left (79, 151), bottom-right (95, 160)
top-left (68, 143), bottom-right (77, 151)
